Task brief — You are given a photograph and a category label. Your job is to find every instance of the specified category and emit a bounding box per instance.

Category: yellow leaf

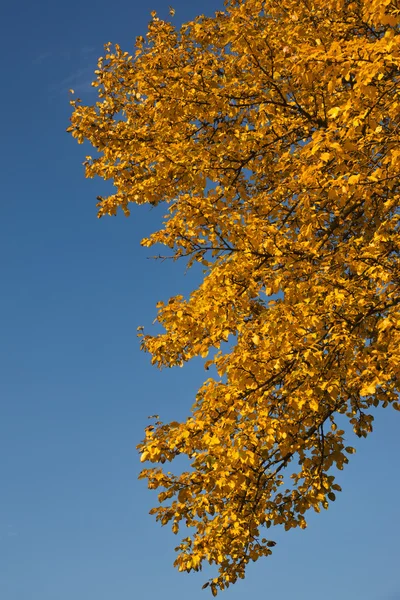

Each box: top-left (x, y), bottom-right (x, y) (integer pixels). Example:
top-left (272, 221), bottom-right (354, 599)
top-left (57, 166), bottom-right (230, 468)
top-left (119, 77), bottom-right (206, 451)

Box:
top-left (328, 107), bottom-right (340, 118)
top-left (348, 174), bottom-right (360, 185)
top-left (360, 382), bottom-right (377, 396)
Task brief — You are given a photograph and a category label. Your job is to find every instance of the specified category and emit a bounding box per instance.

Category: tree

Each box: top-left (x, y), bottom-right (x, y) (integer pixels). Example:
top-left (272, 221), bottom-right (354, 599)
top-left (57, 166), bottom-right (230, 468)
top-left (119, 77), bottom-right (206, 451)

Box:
top-left (68, 0), bottom-right (400, 593)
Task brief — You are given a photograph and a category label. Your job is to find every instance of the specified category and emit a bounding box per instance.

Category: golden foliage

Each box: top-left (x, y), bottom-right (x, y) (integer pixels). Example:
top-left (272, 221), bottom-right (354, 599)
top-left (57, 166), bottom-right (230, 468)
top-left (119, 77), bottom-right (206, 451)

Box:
top-left (69, 0), bottom-right (400, 592)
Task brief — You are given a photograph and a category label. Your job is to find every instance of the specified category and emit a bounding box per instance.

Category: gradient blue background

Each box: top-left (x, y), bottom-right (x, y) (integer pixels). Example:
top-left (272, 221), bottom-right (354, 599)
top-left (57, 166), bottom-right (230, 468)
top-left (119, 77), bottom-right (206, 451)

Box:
top-left (0, 1), bottom-right (399, 598)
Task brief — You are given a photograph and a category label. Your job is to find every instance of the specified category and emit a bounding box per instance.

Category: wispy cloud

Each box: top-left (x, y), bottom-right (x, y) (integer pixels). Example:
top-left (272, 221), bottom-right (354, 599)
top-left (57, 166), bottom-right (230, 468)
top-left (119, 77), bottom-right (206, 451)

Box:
top-left (48, 66), bottom-right (96, 99)
top-left (34, 44), bottom-right (97, 67)
top-left (32, 51), bottom-right (52, 65)
top-left (81, 46), bottom-right (96, 56)
top-left (0, 523), bottom-right (18, 539)
top-left (37, 45), bottom-right (100, 100)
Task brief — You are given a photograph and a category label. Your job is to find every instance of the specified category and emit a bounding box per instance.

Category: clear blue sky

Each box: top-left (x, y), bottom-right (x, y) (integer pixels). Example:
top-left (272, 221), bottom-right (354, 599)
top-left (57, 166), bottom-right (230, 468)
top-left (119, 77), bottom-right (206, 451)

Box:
top-left (0, 1), bottom-right (399, 598)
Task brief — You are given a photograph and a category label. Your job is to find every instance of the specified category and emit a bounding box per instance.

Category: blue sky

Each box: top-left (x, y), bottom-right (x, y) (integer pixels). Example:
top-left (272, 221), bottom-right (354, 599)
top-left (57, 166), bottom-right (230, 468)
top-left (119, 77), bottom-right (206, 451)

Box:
top-left (0, 1), bottom-right (399, 598)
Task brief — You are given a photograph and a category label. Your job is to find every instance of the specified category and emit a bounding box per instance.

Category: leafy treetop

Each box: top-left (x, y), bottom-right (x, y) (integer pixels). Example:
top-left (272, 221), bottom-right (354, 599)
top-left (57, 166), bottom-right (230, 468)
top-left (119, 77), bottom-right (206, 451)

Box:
top-left (69, 0), bottom-right (400, 594)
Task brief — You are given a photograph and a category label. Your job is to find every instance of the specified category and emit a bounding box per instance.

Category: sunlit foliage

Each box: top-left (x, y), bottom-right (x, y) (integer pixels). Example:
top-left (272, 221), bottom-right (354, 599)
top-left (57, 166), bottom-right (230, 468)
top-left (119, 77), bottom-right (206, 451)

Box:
top-left (69, 0), bottom-right (400, 593)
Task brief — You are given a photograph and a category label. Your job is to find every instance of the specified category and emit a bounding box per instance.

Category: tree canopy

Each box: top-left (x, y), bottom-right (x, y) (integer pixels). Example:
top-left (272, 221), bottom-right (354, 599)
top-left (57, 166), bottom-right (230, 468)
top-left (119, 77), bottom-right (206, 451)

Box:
top-left (69, 0), bottom-right (400, 593)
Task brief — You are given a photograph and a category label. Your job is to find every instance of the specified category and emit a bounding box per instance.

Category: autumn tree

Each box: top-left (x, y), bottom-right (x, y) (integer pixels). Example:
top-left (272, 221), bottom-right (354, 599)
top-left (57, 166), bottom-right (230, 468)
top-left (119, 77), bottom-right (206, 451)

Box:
top-left (69, 0), bottom-right (400, 593)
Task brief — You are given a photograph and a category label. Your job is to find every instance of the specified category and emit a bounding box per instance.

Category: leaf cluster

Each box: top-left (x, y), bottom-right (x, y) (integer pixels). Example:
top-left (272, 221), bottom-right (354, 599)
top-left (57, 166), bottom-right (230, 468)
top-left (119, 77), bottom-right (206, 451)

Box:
top-left (69, 0), bottom-right (400, 592)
